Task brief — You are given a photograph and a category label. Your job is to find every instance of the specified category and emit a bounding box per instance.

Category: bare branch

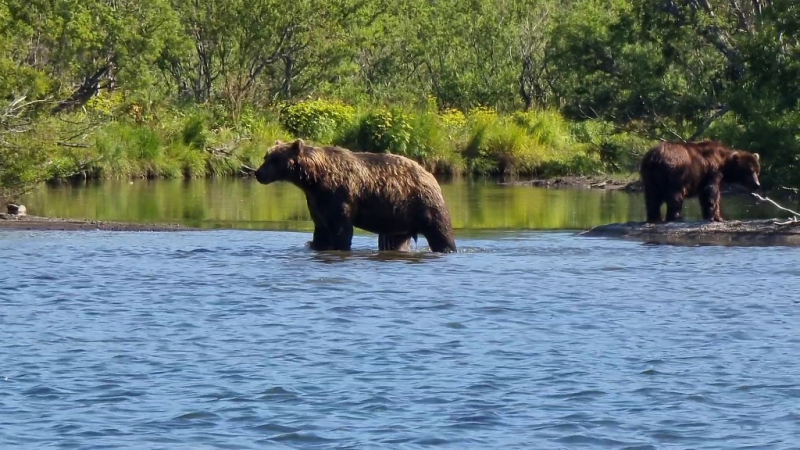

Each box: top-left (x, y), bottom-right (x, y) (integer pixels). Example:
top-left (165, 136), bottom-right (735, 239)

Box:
top-left (52, 60), bottom-right (115, 114)
top-left (57, 142), bottom-right (91, 148)
top-left (752, 193), bottom-right (800, 220)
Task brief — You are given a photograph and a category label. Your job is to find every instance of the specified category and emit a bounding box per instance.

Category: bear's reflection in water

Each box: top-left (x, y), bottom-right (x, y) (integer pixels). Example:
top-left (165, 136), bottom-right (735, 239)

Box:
top-left (307, 249), bottom-right (444, 265)
top-left (304, 246), bottom-right (491, 265)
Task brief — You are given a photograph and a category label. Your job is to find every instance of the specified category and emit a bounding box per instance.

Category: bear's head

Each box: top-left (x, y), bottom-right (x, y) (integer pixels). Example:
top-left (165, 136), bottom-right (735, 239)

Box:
top-left (723, 151), bottom-right (761, 192)
top-left (254, 139), bottom-right (305, 185)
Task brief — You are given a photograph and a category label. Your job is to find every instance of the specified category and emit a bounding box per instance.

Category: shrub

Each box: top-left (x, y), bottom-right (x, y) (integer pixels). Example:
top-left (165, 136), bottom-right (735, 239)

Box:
top-left (353, 108), bottom-right (413, 154)
top-left (463, 112), bottom-right (544, 176)
top-left (280, 99), bottom-right (355, 143)
top-left (182, 115), bottom-right (208, 148)
top-left (569, 119), bottom-right (652, 173)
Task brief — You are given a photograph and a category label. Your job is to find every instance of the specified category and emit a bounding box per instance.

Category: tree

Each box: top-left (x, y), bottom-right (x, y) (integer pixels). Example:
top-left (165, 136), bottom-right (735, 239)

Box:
top-left (1, 0), bottom-right (179, 112)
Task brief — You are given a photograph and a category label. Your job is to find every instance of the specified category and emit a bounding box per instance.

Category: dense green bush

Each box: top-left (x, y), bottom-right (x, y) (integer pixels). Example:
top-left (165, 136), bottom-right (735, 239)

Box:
top-left (279, 100), bottom-right (356, 143)
top-left (352, 108), bottom-right (413, 155)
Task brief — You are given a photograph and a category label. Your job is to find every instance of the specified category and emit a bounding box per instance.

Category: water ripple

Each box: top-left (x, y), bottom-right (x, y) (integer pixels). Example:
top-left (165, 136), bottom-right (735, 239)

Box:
top-left (2, 230), bottom-right (800, 448)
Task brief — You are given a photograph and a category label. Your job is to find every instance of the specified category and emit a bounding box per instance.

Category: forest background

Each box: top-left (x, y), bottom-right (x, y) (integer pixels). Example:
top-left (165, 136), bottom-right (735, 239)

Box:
top-left (0, 0), bottom-right (797, 202)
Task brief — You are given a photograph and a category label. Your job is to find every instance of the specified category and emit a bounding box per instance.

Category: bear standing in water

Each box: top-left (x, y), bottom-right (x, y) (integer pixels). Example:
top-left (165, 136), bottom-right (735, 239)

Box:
top-left (254, 139), bottom-right (457, 253)
top-left (640, 140), bottom-right (762, 223)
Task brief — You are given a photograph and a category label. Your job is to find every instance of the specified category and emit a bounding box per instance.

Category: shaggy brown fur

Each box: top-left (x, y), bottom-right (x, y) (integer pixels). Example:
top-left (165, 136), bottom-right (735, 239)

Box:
top-left (254, 139), bottom-right (457, 252)
top-left (640, 140), bottom-right (761, 223)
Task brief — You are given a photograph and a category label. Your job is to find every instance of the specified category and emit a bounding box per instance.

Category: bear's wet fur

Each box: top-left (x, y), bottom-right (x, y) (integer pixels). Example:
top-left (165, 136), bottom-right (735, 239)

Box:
top-left (640, 140), bottom-right (761, 223)
top-left (254, 139), bottom-right (457, 252)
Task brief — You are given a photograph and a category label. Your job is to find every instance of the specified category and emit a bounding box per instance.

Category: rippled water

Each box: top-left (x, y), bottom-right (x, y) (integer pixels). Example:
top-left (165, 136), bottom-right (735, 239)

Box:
top-left (3, 229), bottom-right (800, 448)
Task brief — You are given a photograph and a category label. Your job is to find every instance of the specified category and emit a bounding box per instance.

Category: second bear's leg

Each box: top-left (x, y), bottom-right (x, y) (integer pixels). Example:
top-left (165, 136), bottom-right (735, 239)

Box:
top-left (664, 193), bottom-right (685, 222)
top-left (644, 192), bottom-right (664, 223)
top-left (642, 175), bottom-right (664, 223)
top-left (700, 181), bottom-right (723, 221)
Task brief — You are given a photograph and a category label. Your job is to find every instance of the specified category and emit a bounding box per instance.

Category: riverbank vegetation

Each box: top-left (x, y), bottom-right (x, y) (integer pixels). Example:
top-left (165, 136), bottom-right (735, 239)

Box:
top-left (1, 0), bottom-right (797, 202)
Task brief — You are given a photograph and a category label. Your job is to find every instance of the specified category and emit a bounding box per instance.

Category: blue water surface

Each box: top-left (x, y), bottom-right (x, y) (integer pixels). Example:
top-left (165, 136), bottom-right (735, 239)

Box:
top-left (1, 230), bottom-right (799, 449)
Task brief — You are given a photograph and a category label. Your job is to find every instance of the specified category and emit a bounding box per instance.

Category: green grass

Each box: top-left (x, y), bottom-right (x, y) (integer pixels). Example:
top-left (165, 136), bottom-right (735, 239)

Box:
top-left (3, 99), bottom-right (654, 195)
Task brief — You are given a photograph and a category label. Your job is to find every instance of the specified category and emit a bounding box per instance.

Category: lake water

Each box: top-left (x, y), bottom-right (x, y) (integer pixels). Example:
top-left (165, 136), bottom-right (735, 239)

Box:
top-left (16, 177), bottom-right (787, 232)
top-left (3, 179), bottom-right (800, 449)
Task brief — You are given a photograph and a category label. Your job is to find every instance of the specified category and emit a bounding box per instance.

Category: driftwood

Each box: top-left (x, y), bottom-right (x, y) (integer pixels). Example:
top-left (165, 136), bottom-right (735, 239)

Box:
top-left (751, 193), bottom-right (800, 225)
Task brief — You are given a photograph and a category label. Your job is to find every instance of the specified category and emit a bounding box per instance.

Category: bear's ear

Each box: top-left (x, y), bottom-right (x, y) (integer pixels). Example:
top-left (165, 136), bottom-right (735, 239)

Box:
top-left (274, 140), bottom-right (284, 146)
top-left (290, 139), bottom-right (305, 154)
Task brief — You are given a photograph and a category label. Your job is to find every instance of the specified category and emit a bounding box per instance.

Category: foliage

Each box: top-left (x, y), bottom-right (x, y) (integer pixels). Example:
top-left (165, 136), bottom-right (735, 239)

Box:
top-left (0, 0), bottom-right (798, 191)
top-left (279, 100), bottom-right (355, 143)
top-left (352, 108), bottom-right (413, 154)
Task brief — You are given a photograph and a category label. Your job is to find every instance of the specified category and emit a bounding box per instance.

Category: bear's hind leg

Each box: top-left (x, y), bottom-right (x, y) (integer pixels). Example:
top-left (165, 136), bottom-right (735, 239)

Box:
top-left (419, 209), bottom-right (457, 253)
top-left (378, 234), bottom-right (415, 251)
top-left (421, 228), bottom-right (457, 253)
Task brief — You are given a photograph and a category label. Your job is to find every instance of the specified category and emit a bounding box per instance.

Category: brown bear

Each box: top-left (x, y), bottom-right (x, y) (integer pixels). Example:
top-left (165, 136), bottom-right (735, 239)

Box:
top-left (640, 140), bottom-right (761, 223)
top-left (254, 139), bottom-right (458, 252)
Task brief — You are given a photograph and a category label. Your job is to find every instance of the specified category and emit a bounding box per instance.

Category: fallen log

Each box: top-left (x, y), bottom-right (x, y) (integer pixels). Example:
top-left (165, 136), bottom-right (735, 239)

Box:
top-left (580, 219), bottom-right (800, 246)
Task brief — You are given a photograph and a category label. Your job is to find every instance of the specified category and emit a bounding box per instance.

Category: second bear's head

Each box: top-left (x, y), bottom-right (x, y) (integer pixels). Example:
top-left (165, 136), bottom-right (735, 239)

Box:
top-left (723, 151), bottom-right (761, 193)
top-left (255, 139), bottom-right (308, 185)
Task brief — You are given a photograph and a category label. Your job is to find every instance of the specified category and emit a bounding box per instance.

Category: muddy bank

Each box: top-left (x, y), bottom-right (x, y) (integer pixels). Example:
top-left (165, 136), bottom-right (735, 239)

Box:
top-left (0, 213), bottom-right (198, 232)
top-left (580, 219), bottom-right (800, 246)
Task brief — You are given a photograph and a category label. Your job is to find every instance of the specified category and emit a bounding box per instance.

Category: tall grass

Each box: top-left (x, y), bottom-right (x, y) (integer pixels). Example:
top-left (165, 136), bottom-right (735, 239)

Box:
top-left (28, 99), bottom-right (649, 184)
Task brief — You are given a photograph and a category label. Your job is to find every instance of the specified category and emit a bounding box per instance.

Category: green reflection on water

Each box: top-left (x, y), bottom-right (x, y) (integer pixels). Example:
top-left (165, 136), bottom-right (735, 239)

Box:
top-left (20, 178), bottom-right (781, 233)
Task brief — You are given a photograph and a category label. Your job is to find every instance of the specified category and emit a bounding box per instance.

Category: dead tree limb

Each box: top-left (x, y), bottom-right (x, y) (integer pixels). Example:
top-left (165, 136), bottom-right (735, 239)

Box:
top-left (52, 62), bottom-right (114, 114)
top-left (751, 193), bottom-right (800, 224)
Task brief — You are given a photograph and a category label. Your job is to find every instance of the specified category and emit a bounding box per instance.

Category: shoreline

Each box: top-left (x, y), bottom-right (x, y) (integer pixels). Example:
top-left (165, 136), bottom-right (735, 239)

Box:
top-left (0, 213), bottom-right (198, 232)
top-left (499, 175), bottom-right (640, 191)
top-left (499, 175), bottom-right (752, 194)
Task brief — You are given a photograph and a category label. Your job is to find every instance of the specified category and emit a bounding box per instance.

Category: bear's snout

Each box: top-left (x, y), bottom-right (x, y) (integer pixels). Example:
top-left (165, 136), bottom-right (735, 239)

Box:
top-left (749, 175), bottom-right (761, 192)
top-left (254, 165), bottom-right (274, 185)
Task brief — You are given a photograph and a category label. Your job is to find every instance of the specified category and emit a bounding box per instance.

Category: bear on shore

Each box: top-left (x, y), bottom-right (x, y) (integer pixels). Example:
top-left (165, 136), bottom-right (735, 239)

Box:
top-left (639, 140), bottom-right (761, 223)
top-left (254, 139), bottom-right (457, 253)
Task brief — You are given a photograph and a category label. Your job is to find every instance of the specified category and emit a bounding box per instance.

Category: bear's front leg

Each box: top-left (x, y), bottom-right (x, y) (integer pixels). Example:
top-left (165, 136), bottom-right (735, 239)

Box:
top-left (305, 196), bottom-right (337, 250)
top-left (699, 175), bottom-right (723, 221)
top-left (308, 226), bottom-right (335, 250)
top-left (328, 220), bottom-right (353, 251)
top-left (320, 206), bottom-right (353, 251)
top-left (644, 191), bottom-right (664, 223)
